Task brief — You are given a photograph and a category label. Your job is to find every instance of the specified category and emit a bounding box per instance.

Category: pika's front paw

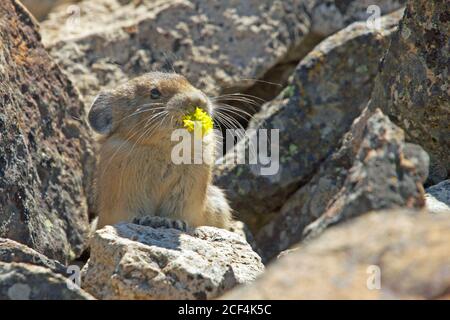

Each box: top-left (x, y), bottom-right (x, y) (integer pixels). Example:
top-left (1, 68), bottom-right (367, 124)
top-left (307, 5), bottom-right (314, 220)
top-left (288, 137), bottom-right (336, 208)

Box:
top-left (132, 216), bottom-right (189, 232)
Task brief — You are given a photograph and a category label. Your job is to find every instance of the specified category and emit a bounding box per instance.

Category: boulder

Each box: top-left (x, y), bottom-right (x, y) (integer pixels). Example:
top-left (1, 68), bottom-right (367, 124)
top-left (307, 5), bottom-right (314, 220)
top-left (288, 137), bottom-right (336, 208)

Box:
top-left (368, 0), bottom-right (450, 183)
top-left (0, 0), bottom-right (93, 263)
top-left (308, 0), bottom-right (406, 37)
top-left (256, 108), bottom-right (428, 261)
top-left (215, 10), bottom-right (404, 231)
top-left (230, 0), bottom-right (407, 104)
top-left (82, 222), bottom-right (264, 300)
top-left (223, 209), bottom-right (450, 299)
top-left (40, 0), bottom-right (406, 107)
top-left (20, 0), bottom-right (76, 21)
top-left (0, 262), bottom-right (94, 300)
top-left (425, 180), bottom-right (450, 214)
top-left (0, 238), bottom-right (66, 275)
top-left (41, 0), bottom-right (311, 106)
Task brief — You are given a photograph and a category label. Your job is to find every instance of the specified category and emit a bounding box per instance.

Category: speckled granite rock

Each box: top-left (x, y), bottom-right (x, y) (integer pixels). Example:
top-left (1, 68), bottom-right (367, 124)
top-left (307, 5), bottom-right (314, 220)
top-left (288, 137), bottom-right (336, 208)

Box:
top-left (257, 108), bottom-right (429, 261)
top-left (215, 10), bottom-right (404, 231)
top-left (82, 222), bottom-right (264, 300)
top-left (425, 180), bottom-right (450, 214)
top-left (368, 0), bottom-right (450, 183)
top-left (41, 0), bottom-right (310, 106)
top-left (0, 0), bottom-right (93, 263)
top-left (309, 0), bottom-right (406, 36)
top-left (21, 0), bottom-right (77, 21)
top-left (0, 262), bottom-right (94, 300)
top-left (0, 238), bottom-right (66, 275)
top-left (302, 109), bottom-right (428, 239)
top-left (40, 0), bottom-right (406, 107)
top-left (223, 209), bottom-right (450, 300)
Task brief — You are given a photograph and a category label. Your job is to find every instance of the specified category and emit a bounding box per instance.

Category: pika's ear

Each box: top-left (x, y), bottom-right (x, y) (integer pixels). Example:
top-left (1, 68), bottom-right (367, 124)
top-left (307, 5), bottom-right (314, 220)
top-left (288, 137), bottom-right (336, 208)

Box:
top-left (88, 93), bottom-right (113, 135)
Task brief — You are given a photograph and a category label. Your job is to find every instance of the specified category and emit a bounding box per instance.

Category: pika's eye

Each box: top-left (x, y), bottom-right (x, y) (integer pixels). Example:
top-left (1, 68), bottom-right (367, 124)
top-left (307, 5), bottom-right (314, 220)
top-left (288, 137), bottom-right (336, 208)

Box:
top-left (150, 88), bottom-right (161, 99)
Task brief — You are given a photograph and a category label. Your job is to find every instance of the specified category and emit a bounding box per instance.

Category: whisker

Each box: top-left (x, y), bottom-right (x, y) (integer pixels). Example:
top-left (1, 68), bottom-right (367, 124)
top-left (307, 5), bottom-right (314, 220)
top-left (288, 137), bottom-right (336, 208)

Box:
top-left (115, 105), bottom-right (166, 124)
top-left (238, 78), bottom-right (282, 87)
top-left (214, 103), bottom-right (258, 122)
top-left (215, 110), bottom-right (257, 158)
top-left (212, 93), bottom-right (266, 103)
top-left (213, 98), bottom-right (260, 112)
top-left (220, 78), bottom-right (282, 89)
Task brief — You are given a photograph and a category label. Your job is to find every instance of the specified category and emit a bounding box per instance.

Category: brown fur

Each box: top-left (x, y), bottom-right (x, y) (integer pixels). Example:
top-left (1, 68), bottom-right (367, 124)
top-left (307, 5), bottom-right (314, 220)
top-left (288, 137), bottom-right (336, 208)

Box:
top-left (88, 72), bottom-right (232, 229)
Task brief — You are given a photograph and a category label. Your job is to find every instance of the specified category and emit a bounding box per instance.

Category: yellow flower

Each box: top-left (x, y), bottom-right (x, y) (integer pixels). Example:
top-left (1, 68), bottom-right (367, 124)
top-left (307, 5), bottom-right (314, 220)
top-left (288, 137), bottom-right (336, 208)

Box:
top-left (182, 107), bottom-right (213, 136)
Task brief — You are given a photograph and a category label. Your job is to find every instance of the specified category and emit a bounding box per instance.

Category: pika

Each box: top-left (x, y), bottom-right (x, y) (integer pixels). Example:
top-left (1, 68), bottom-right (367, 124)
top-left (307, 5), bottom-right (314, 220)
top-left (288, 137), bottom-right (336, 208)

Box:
top-left (88, 72), bottom-right (232, 230)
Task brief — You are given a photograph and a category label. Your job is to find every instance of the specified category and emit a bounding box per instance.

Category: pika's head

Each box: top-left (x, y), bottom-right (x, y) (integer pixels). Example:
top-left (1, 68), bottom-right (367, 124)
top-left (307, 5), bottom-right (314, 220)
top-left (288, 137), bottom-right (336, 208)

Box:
top-left (88, 72), bottom-right (212, 140)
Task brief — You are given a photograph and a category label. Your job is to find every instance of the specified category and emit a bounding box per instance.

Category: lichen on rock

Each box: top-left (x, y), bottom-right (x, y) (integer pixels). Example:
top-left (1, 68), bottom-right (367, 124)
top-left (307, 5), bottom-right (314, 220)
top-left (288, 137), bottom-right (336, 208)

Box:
top-left (82, 222), bottom-right (264, 300)
top-left (0, 0), bottom-right (94, 264)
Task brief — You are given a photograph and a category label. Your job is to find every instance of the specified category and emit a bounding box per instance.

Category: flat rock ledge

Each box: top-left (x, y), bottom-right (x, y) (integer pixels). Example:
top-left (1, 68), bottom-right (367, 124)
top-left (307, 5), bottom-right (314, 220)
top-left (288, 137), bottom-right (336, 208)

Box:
top-left (82, 223), bottom-right (264, 299)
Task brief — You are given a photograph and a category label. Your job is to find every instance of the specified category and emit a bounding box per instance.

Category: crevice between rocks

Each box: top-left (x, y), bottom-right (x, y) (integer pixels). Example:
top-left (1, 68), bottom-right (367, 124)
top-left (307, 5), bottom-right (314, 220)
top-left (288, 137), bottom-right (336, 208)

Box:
top-left (217, 32), bottom-right (325, 129)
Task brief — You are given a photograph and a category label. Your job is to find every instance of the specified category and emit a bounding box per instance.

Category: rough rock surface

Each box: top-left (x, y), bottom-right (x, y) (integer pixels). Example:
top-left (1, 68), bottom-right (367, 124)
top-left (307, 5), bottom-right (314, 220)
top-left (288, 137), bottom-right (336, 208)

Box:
top-left (257, 108), bottom-right (429, 261)
top-left (0, 0), bottom-right (93, 263)
top-left (40, 0), bottom-right (406, 107)
top-left (21, 0), bottom-right (76, 21)
top-left (308, 0), bottom-right (406, 37)
top-left (224, 210), bottom-right (450, 299)
top-left (0, 238), bottom-right (66, 275)
top-left (215, 11), bottom-right (403, 231)
top-left (368, 0), bottom-right (450, 183)
top-left (0, 261), bottom-right (93, 300)
top-left (425, 180), bottom-right (450, 214)
top-left (41, 0), bottom-right (310, 106)
top-left (82, 223), bottom-right (264, 300)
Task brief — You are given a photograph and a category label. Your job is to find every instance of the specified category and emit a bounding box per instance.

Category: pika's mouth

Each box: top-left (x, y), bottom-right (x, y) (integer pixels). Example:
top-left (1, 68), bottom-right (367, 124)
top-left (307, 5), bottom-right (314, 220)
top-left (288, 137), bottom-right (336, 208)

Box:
top-left (182, 107), bottom-right (213, 135)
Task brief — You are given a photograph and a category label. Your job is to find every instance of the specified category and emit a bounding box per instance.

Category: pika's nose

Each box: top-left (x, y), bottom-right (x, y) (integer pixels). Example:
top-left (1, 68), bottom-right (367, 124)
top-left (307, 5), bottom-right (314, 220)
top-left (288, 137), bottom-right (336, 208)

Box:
top-left (186, 91), bottom-right (208, 111)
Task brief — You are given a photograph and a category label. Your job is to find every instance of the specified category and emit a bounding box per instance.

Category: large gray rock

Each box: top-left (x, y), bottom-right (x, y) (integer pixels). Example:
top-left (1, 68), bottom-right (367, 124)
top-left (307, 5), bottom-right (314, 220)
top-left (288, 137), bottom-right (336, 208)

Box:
top-left (308, 0), bottom-right (406, 37)
top-left (257, 108), bottom-right (429, 261)
top-left (0, 0), bottom-right (93, 263)
top-left (0, 262), bottom-right (94, 300)
top-left (224, 209), bottom-right (450, 300)
top-left (40, 0), bottom-right (406, 107)
top-left (21, 0), bottom-right (77, 21)
top-left (0, 238), bottom-right (66, 275)
top-left (368, 0), bottom-right (450, 183)
top-left (215, 10), bottom-right (404, 231)
top-left (302, 109), bottom-right (428, 239)
top-left (231, 0), bottom-right (407, 103)
top-left (425, 180), bottom-right (450, 214)
top-left (82, 222), bottom-right (264, 300)
top-left (41, 0), bottom-right (310, 106)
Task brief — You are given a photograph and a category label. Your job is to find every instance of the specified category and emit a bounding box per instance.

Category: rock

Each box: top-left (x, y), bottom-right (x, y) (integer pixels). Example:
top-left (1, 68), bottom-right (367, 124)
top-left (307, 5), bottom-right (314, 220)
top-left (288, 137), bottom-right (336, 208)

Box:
top-left (223, 209), bottom-right (450, 299)
top-left (426, 180), bottom-right (450, 214)
top-left (368, 0), bottom-right (450, 183)
top-left (0, 262), bottom-right (94, 300)
top-left (82, 222), bottom-right (264, 300)
top-left (227, 220), bottom-right (257, 250)
top-left (20, 0), bottom-right (76, 21)
top-left (232, 0), bottom-right (407, 105)
top-left (40, 0), bottom-right (406, 108)
top-left (0, 0), bottom-right (93, 263)
top-left (309, 0), bottom-right (406, 37)
top-left (257, 108), bottom-right (429, 261)
top-left (41, 0), bottom-right (310, 106)
top-left (215, 10), bottom-right (404, 231)
top-left (0, 238), bottom-right (66, 275)
top-left (302, 110), bottom-right (428, 239)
